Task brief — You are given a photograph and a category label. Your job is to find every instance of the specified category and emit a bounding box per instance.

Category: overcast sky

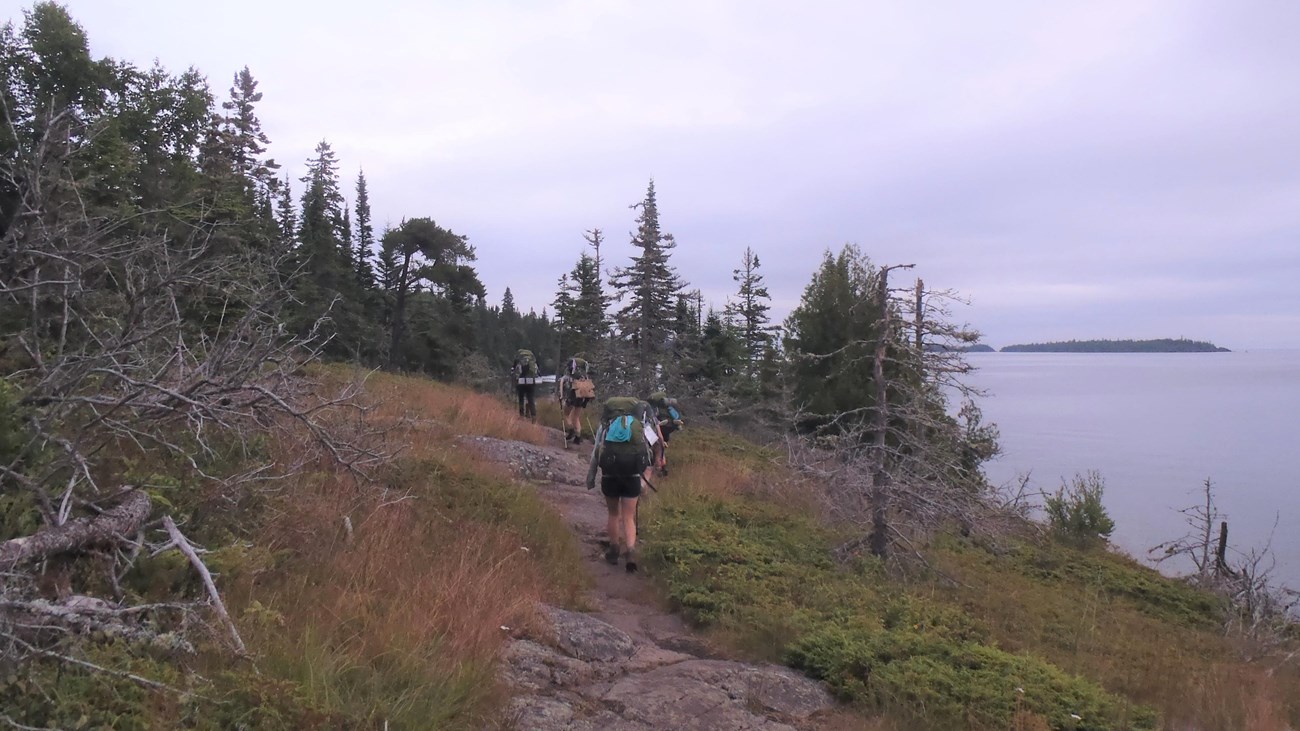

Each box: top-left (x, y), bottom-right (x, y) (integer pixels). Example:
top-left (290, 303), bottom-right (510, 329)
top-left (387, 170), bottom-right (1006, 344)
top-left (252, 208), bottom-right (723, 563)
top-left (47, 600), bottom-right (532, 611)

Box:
top-left (12, 0), bottom-right (1300, 349)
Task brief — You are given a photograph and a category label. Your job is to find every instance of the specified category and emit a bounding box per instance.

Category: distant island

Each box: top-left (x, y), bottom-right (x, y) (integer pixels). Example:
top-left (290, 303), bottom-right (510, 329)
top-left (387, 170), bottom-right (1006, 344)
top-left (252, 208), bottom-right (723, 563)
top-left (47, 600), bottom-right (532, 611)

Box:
top-left (924, 343), bottom-right (995, 353)
top-left (1000, 338), bottom-right (1230, 353)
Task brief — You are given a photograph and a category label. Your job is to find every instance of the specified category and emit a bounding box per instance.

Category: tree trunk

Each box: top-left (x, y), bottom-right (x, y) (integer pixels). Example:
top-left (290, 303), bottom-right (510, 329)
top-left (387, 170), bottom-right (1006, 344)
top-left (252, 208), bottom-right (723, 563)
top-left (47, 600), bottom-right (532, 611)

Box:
top-left (868, 270), bottom-right (894, 557)
top-left (0, 490), bottom-right (150, 567)
top-left (1215, 521), bottom-right (1232, 577)
top-left (866, 264), bottom-right (913, 557)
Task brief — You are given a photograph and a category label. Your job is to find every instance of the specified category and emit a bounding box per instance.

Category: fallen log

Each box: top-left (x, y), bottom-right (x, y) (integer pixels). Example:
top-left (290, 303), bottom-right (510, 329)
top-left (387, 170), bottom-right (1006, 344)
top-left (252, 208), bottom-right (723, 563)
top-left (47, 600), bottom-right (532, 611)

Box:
top-left (0, 489), bottom-right (151, 567)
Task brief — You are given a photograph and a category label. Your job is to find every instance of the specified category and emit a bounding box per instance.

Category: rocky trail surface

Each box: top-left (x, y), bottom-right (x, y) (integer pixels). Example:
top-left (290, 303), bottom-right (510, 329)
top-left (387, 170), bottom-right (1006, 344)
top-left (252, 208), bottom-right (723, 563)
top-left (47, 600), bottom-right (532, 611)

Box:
top-left (462, 433), bottom-right (838, 731)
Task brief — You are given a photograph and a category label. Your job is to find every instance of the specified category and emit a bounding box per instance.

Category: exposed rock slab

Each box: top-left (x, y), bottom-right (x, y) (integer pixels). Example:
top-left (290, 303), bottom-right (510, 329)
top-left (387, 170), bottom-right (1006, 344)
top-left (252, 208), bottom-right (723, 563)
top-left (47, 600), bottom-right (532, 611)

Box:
top-left (501, 605), bottom-right (833, 730)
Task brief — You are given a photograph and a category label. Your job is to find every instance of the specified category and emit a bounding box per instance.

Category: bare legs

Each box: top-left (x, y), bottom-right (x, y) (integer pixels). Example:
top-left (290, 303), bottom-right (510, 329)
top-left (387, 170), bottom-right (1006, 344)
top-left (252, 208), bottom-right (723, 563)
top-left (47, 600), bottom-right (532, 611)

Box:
top-left (604, 495), bottom-right (639, 568)
top-left (563, 403), bottom-right (584, 442)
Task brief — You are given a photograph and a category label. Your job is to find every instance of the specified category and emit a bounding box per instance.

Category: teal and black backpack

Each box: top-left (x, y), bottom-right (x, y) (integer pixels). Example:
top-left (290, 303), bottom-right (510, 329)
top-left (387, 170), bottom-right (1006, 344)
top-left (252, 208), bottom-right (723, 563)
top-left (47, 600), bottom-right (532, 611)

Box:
top-left (598, 397), bottom-right (648, 476)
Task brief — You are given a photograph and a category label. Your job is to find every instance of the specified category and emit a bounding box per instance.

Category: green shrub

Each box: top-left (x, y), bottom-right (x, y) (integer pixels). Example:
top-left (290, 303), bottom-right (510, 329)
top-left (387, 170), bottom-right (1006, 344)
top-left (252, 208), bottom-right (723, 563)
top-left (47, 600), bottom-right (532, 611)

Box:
top-left (787, 624), bottom-right (1156, 730)
top-left (645, 490), bottom-right (1153, 728)
top-left (1045, 471), bottom-right (1116, 546)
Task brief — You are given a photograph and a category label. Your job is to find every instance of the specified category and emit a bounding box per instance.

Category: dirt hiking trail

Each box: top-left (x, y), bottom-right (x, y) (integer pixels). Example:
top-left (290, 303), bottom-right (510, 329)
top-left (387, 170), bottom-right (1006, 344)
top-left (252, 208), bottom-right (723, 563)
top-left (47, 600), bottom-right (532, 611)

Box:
top-left (463, 431), bottom-right (839, 731)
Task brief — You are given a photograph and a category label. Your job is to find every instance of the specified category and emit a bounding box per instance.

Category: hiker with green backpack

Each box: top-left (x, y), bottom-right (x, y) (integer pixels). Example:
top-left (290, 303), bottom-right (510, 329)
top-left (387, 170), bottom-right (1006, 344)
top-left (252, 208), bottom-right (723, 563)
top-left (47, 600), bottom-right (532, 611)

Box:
top-left (585, 396), bottom-right (663, 572)
top-left (512, 348), bottom-right (540, 420)
top-left (647, 392), bottom-right (685, 476)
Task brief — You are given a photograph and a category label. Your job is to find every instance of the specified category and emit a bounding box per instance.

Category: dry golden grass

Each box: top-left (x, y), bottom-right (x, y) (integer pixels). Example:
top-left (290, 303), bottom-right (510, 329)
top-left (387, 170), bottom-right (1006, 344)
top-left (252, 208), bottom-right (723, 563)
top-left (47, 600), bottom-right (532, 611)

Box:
top-left (220, 367), bottom-right (583, 726)
top-left (354, 368), bottom-right (552, 447)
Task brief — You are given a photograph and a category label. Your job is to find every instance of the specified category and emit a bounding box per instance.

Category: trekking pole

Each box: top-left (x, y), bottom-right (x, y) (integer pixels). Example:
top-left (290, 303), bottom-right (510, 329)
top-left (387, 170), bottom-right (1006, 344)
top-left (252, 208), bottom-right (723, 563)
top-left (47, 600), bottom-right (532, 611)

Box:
top-left (640, 474), bottom-right (658, 493)
top-left (559, 384), bottom-right (568, 449)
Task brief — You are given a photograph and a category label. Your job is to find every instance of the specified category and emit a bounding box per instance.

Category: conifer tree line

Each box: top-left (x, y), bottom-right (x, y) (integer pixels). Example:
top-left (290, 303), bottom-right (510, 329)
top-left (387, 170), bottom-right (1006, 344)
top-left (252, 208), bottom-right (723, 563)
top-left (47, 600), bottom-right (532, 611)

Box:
top-left (2, 2), bottom-right (998, 497)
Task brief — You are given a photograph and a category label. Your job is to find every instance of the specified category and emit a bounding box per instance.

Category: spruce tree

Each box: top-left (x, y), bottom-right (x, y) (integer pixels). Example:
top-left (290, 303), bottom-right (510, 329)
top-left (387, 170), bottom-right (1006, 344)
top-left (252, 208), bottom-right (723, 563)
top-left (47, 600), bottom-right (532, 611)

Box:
top-left (783, 245), bottom-right (884, 432)
top-left (554, 252), bottom-right (610, 360)
top-left (353, 170), bottom-right (376, 288)
top-left (725, 247), bottom-right (774, 378)
top-left (221, 67), bottom-right (279, 197)
top-left (610, 180), bottom-right (684, 389)
top-left (295, 140), bottom-right (376, 357)
top-left (501, 287), bottom-right (518, 320)
top-left (275, 173), bottom-right (295, 251)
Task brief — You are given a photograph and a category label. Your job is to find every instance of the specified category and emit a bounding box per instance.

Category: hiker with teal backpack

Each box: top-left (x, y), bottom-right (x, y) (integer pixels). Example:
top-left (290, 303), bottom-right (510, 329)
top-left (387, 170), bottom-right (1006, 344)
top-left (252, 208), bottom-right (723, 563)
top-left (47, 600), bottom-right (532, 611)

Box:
top-left (647, 392), bottom-right (684, 476)
top-left (586, 397), bottom-right (661, 572)
top-left (557, 355), bottom-right (596, 446)
top-left (512, 349), bottom-right (539, 420)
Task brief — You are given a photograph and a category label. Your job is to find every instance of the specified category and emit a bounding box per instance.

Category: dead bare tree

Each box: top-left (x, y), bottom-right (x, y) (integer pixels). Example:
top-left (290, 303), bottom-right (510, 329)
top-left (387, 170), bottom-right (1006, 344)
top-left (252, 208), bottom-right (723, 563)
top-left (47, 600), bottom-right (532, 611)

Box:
top-left (1, 100), bottom-right (385, 679)
top-left (1150, 480), bottom-right (1299, 646)
top-left (786, 259), bottom-right (1001, 563)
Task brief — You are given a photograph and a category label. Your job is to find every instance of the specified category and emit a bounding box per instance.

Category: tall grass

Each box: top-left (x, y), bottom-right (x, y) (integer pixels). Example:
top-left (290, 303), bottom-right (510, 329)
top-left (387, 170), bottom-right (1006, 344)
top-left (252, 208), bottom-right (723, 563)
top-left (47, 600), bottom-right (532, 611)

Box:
top-left (223, 369), bottom-right (585, 728)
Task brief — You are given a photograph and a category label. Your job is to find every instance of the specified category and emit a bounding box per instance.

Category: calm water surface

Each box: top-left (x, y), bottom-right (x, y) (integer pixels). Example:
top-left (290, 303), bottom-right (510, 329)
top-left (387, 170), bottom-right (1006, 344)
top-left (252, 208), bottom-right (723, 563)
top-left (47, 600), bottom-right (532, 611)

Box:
top-left (964, 351), bottom-right (1300, 589)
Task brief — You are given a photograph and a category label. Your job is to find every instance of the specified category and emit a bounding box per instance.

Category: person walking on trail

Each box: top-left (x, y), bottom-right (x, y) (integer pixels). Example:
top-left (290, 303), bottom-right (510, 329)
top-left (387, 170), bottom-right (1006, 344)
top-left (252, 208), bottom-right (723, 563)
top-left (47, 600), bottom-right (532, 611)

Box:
top-left (557, 355), bottom-right (596, 446)
top-left (647, 392), bottom-right (684, 476)
top-left (513, 348), bottom-right (539, 420)
top-left (586, 397), bottom-right (655, 572)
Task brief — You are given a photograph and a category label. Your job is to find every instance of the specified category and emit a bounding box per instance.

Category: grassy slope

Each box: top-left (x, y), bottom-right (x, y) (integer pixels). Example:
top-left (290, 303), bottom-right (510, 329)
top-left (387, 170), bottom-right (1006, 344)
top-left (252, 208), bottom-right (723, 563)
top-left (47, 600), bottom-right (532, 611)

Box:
top-left (6, 376), bottom-right (1296, 730)
top-left (2, 370), bottom-right (587, 729)
top-left (641, 427), bottom-right (1300, 731)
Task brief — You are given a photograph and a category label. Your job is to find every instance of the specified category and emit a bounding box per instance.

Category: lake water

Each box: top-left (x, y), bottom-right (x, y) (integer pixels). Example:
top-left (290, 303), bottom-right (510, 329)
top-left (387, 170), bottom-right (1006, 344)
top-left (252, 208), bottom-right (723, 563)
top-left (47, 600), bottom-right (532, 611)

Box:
top-left (962, 351), bottom-right (1300, 590)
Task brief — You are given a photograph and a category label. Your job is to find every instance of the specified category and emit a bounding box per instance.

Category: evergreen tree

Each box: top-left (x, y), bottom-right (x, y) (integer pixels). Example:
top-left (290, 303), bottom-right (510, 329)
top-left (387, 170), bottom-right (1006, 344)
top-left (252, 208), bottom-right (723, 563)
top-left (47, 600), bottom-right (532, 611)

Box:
top-left (725, 247), bottom-right (773, 378)
top-left (275, 173), bottom-right (295, 251)
top-left (554, 252), bottom-right (610, 361)
top-left (353, 170), bottom-right (375, 288)
top-left (294, 140), bottom-right (375, 357)
top-left (783, 245), bottom-right (888, 433)
top-left (696, 309), bottom-right (746, 387)
top-left (610, 180), bottom-right (684, 389)
top-left (380, 217), bottom-right (477, 370)
top-left (342, 206), bottom-right (354, 269)
top-left (501, 287), bottom-right (518, 320)
top-left (376, 223), bottom-right (401, 294)
top-left (220, 66), bottom-right (278, 197)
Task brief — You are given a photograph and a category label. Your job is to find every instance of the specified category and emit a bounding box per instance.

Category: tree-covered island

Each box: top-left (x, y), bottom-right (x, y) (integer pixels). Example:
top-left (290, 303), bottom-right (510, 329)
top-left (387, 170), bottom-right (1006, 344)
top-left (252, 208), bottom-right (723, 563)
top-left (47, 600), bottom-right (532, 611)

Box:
top-left (1001, 338), bottom-right (1230, 353)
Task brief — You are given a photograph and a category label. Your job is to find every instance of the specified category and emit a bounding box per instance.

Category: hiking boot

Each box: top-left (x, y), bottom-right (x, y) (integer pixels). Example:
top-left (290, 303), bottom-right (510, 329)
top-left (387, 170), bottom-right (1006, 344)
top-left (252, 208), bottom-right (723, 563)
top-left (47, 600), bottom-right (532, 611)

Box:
top-left (624, 548), bottom-right (638, 573)
top-left (604, 545), bottom-right (620, 565)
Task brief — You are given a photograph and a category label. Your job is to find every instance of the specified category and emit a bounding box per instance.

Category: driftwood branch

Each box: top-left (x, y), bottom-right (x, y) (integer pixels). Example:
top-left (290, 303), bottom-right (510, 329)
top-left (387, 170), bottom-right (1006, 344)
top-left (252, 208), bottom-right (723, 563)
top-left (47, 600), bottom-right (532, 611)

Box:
top-left (162, 516), bottom-right (246, 656)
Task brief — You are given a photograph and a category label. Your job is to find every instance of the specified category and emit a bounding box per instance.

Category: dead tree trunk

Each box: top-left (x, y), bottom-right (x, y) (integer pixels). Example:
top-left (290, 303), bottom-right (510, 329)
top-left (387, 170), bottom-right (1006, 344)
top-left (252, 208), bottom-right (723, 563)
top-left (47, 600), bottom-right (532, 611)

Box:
top-left (0, 490), bottom-right (151, 568)
top-left (867, 264), bottom-right (914, 557)
top-left (1215, 521), bottom-right (1232, 577)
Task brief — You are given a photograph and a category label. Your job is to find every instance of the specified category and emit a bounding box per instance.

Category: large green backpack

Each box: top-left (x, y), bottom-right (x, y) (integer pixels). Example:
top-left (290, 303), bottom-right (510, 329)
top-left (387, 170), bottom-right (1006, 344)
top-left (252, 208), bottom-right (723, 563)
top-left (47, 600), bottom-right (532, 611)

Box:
top-left (514, 349), bottom-right (538, 379)
top-left (599, 397), bottom-right (648, 476)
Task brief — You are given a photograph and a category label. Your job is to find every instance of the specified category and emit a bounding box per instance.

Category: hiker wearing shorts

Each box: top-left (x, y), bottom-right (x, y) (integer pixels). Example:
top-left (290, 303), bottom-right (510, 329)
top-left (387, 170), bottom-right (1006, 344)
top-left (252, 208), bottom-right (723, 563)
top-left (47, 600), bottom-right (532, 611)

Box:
top-left (557, 356), bottom-right (595, 445)
top-left (586, 397), bottom-right (655, 572)
top-left (647, 392), bottom-right (683, 476)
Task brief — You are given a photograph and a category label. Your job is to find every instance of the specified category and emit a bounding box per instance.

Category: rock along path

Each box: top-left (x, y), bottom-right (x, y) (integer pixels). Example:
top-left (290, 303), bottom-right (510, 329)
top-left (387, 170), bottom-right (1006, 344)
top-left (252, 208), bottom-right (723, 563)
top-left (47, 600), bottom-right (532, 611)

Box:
top-left (462, 433), bottom-right (837, 731)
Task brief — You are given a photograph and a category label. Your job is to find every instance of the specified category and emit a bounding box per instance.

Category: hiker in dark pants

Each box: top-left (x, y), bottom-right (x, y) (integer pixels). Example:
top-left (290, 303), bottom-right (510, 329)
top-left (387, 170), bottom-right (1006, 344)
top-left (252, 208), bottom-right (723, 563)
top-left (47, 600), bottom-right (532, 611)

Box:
top-left (513, 348), bottom-right (539, 420)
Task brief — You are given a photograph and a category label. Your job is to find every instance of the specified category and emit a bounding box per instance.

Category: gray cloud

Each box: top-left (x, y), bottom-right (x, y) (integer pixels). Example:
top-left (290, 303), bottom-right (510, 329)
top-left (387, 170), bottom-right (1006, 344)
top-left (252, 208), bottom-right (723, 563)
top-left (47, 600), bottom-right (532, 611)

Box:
top-left (32, 0), bottom-right (1300, 349)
